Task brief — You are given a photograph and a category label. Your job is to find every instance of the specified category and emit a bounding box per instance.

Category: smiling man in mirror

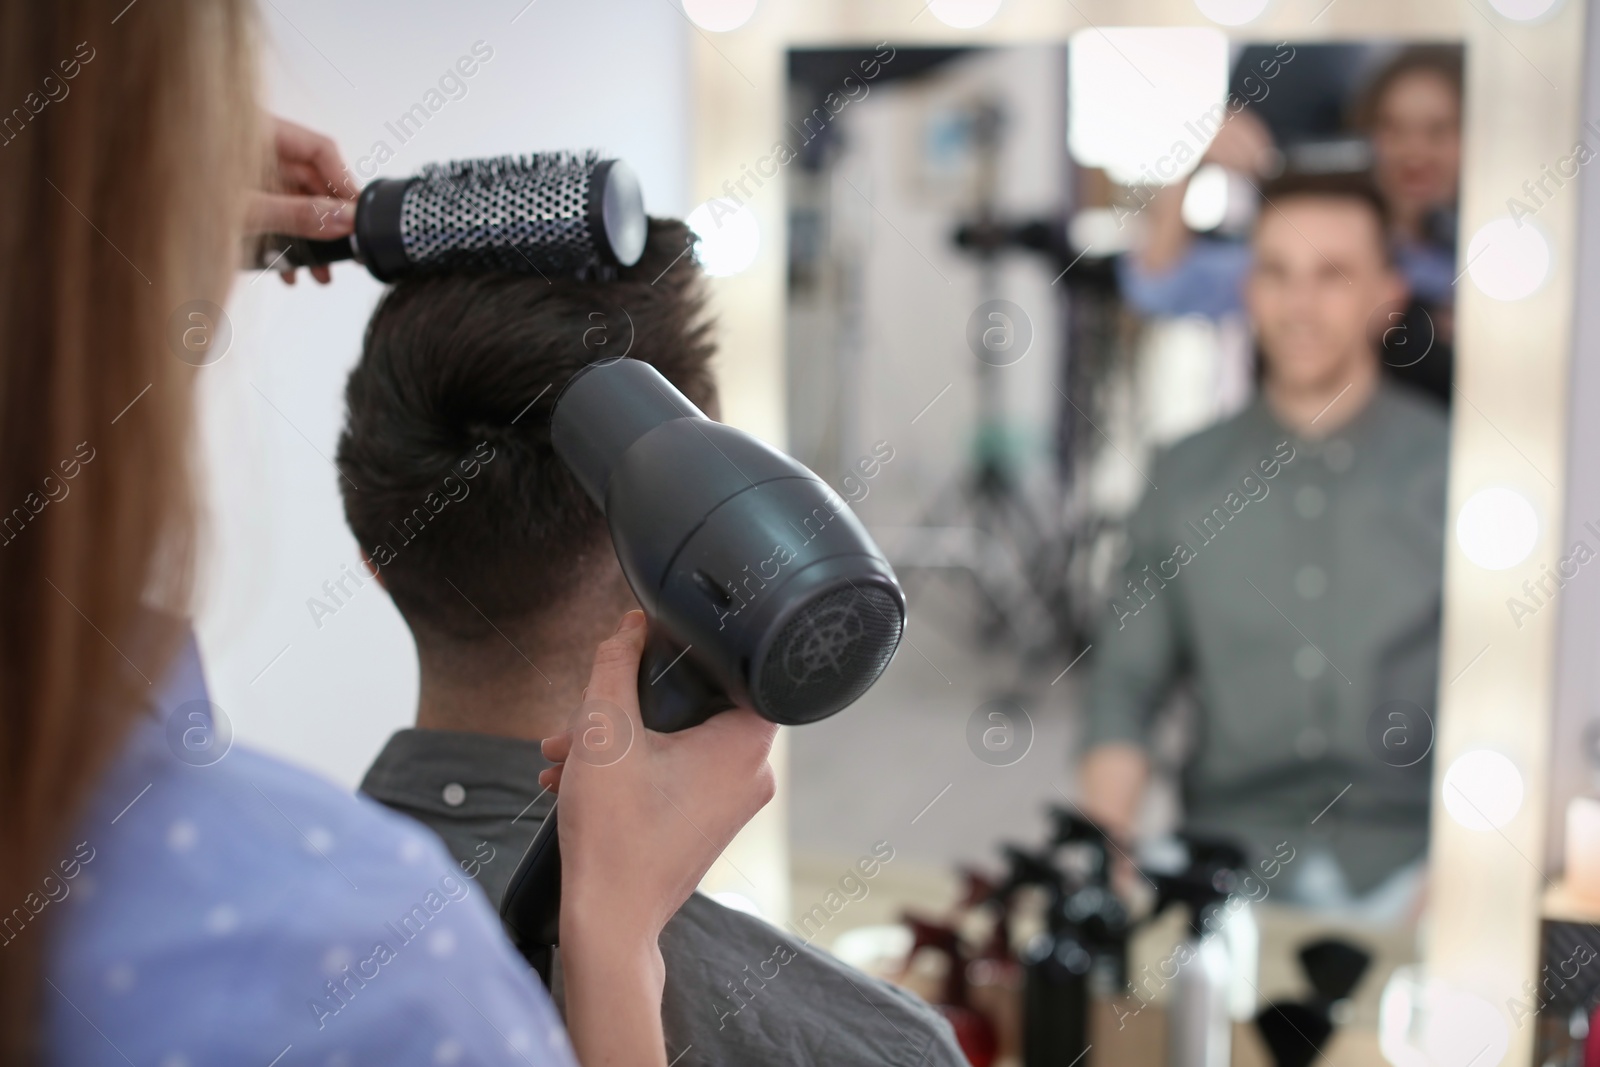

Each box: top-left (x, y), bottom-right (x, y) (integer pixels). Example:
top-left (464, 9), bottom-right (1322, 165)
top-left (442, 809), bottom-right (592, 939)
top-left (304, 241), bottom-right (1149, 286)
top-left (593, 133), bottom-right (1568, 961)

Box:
top-left (1080, 171), bottom-right (1449, 921)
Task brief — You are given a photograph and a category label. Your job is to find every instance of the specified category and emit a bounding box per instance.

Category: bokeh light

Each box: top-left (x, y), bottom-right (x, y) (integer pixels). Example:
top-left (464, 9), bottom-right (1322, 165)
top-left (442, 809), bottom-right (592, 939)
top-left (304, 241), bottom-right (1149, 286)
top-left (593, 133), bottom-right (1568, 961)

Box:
top-left (1442, 750), bottom-right (1524, 831)
top-left (1193, 0), bottom-right (1271, 25)
top-left (1487, 0), bottom-right (1561, 21)
top-left (927, 0), bottom-right (1003, 28)
top-left (1467, 218), bottom-right (1551, 301)
top-left (1455, 487), bottom-right (1539, 570)
top-left (682, 0), bottom-right (758, 31)
top-left (687, 198), bottom-right (761, 277)
top-left (1181, 164), bottom-right (1230, 232)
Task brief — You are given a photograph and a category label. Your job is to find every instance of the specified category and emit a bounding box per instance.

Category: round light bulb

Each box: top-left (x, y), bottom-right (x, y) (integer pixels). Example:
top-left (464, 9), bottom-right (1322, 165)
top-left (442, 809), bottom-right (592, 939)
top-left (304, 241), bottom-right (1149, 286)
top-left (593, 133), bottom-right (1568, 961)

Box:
top-left (1181, 164), bottom-right (1230, 232)
top-left (687, 198), bottom-right (760, 277)
top-left (1442, 750), bottom-right (1524, 831)
top-left (1455, 487), bottom-right (1539, 570)
top-left (1487, 0), bottom-right (1561, 21)
top-left (928, 0), bottom-right (1002, 28)
top-left (1193, 0), bottom-right (1271, 24)
top-left (682, 0), bottom-right (758, 31)
top-left (1466, 218), bottom-right (1551, 301)
top-left (1423, 985), bottom-right (1509, 1065)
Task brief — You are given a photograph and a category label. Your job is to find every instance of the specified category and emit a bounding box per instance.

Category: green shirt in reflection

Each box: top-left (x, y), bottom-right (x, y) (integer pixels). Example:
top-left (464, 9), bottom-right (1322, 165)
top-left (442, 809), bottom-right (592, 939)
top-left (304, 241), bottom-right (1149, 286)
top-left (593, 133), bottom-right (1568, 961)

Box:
top-left (1086, 380), bottom-right (1449, 896)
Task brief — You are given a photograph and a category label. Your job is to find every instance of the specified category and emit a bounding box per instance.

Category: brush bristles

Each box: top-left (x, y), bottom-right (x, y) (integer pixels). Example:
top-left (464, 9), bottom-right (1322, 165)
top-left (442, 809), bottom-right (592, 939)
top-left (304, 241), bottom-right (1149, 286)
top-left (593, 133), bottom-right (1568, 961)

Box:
top-left (417, 150), bottom-right (603, 188)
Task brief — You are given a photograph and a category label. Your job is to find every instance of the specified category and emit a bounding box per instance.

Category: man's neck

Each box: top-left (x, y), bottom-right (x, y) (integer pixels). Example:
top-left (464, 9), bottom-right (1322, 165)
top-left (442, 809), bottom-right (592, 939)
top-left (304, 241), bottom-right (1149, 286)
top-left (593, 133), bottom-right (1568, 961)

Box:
top-left (1262, 351), bottom-right (1381, 439)
top-left (414, 637), bottom-right (592, 742)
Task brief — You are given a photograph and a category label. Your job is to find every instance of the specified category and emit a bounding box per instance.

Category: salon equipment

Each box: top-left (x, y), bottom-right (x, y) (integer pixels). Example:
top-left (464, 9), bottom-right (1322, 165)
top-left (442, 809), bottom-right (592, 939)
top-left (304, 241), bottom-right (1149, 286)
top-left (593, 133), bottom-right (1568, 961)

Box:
top-left (1048, 808), bottom-right (1130, 989)
top-left (1148, 835), bottom-right (1250, 1067)
top-left (1255, 937), bottom-right (1371, 1067)
top-left (1001, 844), bottom-right (1096, 1067)
top-left (1007, 815), bottom-right (1134, 1067)
top-left (957, 868), bottom-right (1023, 1062)
top-left (254, 151), bottom-right (647, 280)
top-left (900, 914), bottom-right (1000, 1067)
top-left (500, 357), bottom-right (906, 979)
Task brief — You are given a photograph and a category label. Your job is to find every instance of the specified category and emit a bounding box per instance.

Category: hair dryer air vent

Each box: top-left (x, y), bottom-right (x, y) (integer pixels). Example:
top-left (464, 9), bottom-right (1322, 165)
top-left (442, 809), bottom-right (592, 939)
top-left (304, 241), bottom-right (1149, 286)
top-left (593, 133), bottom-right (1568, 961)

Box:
top-left (757, 583), bottom-right (902, 722)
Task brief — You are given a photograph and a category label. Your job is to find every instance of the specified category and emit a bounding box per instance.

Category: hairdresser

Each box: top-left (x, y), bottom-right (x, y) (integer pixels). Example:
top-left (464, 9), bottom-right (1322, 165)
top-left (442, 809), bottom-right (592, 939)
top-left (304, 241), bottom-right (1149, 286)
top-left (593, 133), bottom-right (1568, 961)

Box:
top-left (1119, 46), bottom-right (1460, 404)
top-left (0, 3), bottom-right (775, 1065)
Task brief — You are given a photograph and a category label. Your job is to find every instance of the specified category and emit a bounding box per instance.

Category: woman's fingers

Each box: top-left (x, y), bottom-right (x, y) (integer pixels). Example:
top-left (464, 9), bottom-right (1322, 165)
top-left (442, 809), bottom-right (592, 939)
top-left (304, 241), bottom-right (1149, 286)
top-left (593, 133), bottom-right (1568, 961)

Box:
top-left (582, 611), bottom-right (648, 727)
top-left (245, 192), bottom-right (354, 239)
top-left (683, 706), bottom-right (780, 768)
top-left (541, 729), bottom-right (574, 764)
top-left (537, 764), bottom-right (565, 794)
top-left (273, 116), bottom-right (357, 199)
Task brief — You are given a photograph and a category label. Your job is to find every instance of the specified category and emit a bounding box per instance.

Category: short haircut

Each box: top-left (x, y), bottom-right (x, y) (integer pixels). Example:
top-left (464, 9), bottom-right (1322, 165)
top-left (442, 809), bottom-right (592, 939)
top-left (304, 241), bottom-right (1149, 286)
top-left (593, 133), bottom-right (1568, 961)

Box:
top-left (1350, 45), bottom-right (1464, 132)
top-left (336, 218), bottom-right (716, 639)
top-left (1255, 171), bottom-right (1393, 262)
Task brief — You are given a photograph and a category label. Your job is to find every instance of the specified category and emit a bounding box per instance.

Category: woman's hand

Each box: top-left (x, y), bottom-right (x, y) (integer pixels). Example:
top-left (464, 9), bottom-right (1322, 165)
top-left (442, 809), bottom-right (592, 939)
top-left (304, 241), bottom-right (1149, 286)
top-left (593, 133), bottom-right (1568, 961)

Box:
top-left (1201, 108), bottom-right (1279, 177)
top-left (1136, 109), bottom-right (1279, 273)
top-left (244, 116), bottom-right (359, 284)
top-left (540, 610), bottom-right (776, 1066)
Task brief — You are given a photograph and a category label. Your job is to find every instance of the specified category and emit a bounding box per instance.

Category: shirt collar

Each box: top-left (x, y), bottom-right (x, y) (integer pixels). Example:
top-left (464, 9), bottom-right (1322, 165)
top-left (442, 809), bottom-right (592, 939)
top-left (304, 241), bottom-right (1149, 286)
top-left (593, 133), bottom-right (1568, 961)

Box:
top-left (360, 727), bottom-right (554, 820)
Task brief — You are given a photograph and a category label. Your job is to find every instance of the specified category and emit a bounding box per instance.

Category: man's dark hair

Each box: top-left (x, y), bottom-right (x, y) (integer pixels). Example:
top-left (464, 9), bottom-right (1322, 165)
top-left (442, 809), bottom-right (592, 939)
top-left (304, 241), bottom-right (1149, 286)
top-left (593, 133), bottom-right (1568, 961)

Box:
top-left (336, 217), bottom-right (715, 640)
top-left (1255, 170), bottom-right (1393, 261)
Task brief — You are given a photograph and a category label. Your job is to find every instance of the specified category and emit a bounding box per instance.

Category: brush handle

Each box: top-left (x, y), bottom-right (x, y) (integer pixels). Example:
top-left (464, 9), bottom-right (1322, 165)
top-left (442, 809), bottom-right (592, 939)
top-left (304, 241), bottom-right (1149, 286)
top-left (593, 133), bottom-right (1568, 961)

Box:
top-left (250, 178), bottom-right (410, 277)
top-left (252, 234), bottom-right (355, 270)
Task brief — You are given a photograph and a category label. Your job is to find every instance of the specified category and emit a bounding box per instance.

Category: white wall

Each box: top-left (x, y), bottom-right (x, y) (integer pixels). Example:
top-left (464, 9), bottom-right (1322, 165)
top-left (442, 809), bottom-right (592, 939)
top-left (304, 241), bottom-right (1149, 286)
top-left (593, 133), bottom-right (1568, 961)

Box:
top-left (196, 0), bottom-right (690, 789)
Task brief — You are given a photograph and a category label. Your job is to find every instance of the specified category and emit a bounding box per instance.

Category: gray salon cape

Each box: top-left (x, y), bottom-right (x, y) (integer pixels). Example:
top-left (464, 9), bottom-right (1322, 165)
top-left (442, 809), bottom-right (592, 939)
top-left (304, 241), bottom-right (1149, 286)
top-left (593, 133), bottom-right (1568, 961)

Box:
top-left (361, 729), bottom-right (965, 1067)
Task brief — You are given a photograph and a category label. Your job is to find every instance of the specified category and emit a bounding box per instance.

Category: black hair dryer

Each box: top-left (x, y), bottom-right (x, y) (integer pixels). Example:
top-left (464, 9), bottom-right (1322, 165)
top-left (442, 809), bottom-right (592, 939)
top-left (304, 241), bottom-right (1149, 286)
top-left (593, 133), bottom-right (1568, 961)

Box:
top-left (500, 357), bottom-right (906, 977)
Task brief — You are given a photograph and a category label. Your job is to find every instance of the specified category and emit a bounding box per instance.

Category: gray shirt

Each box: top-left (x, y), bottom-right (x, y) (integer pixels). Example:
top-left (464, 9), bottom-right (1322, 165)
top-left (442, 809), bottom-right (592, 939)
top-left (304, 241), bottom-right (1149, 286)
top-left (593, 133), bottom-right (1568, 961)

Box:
top-left (1084, 381), bottom-right (1448, 894)
top-left (361, 728), bottom-right (965, 1066)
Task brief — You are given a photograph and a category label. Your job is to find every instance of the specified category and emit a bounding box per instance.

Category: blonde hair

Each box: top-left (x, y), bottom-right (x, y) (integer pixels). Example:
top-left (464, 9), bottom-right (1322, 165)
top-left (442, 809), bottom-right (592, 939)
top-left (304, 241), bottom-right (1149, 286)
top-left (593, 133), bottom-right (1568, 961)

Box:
top-left (0, 1), bottom-right (257, 1058)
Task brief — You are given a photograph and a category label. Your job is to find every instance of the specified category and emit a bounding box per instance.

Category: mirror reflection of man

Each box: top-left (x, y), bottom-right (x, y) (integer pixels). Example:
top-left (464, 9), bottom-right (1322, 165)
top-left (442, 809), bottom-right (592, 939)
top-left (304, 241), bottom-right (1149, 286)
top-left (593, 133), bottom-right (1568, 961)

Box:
top-left (1080, 172), bottom-right (1448, 920)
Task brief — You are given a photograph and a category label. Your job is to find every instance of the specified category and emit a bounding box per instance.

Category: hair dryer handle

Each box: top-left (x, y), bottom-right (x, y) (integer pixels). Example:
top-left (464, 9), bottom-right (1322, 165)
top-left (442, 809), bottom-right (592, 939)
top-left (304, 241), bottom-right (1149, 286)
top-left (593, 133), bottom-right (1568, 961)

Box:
top-left (498, 620), bottom-right (735, 984)
top-left (498, 801), bottom-right (562, 983)
top-left (637, 625), bottom-right (735, 733)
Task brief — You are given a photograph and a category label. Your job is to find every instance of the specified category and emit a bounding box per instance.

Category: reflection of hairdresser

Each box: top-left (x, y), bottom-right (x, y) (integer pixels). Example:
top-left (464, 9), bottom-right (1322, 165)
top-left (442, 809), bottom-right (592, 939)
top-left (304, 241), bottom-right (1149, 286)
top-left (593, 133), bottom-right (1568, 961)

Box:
top-left (1080, 173), bottom-right (1448, 922)
top-left (1118, 46), bottom-right (1461, 404)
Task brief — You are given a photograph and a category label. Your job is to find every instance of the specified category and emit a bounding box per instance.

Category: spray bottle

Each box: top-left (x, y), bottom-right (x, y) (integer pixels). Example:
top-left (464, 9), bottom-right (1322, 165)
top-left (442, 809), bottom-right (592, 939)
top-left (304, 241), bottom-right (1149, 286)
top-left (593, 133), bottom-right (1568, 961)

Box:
top-left (1146, 834), bottom-right (1250, 1067)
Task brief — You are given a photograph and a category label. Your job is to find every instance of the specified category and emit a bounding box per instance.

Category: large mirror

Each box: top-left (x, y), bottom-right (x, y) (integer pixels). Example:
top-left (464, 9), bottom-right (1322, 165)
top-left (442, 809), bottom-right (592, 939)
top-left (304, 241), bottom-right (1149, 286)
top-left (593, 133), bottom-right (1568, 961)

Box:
top-left (763, 29), bottom-right (1529, 1066)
